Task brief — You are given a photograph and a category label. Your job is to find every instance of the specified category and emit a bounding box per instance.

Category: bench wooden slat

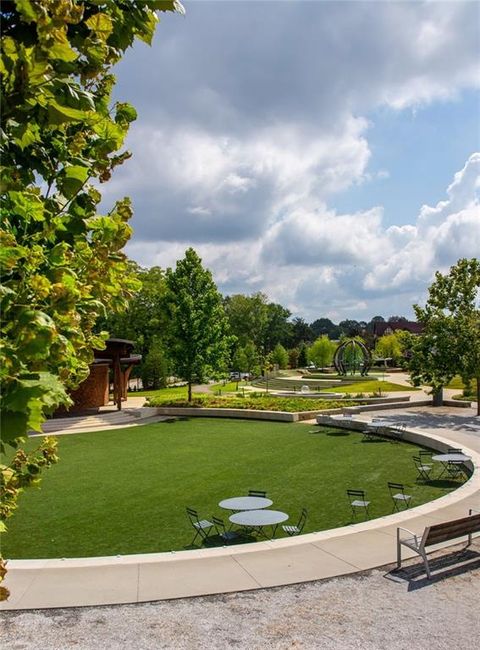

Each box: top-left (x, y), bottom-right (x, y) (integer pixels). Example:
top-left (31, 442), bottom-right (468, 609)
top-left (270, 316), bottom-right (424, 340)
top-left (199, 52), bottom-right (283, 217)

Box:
top-left (424, 514), bottom-right (480, 546)
top-left (398, 512), bottom-right (480, 579)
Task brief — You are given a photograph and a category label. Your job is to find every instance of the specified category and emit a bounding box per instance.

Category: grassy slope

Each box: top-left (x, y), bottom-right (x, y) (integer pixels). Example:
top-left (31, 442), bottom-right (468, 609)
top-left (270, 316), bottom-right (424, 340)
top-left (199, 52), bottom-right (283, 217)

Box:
top-left (325, 380), bottom-right (418, 394)
top-left (2, 419), bottom-right (456, 559)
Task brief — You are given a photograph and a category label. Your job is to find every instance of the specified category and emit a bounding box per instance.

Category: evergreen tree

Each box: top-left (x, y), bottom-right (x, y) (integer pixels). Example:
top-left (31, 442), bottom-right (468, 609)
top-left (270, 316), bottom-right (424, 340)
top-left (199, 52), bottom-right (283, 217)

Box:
top-left (298, 344), bottom-right (308, 368)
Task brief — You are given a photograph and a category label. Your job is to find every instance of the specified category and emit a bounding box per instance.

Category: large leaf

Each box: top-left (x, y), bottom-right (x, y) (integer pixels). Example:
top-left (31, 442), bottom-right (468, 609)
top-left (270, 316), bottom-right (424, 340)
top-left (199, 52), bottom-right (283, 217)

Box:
top-left (59, 165), bottom-right (90, 199)
top-left (85, 12), bottom-right (113, 41)
top-left (49, 28), bottom-right (78, 62)
top-left (48, 100), bottom-right (93, 125)
top-left (7, 190), bottom-right (44, 221)
top-left (1, 372), bottom-right (70, 442)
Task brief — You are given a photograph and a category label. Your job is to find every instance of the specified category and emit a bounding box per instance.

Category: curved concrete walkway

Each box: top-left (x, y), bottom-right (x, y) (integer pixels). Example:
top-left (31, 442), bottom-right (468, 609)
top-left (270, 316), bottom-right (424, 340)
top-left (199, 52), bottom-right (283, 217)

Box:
top-left (3, 406), bottom-right (479, 611)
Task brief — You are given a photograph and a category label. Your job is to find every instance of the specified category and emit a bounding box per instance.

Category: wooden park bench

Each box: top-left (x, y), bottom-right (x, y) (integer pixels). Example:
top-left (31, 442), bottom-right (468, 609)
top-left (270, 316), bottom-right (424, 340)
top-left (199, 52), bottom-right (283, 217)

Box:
top-left (396, 510), bottom-right (480, 578)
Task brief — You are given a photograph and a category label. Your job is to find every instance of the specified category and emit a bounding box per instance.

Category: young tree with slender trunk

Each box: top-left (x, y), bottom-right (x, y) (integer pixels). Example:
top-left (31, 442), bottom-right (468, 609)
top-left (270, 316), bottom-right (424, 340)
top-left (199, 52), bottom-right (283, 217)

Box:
top-left (165, 249), bottom-right (233, 402)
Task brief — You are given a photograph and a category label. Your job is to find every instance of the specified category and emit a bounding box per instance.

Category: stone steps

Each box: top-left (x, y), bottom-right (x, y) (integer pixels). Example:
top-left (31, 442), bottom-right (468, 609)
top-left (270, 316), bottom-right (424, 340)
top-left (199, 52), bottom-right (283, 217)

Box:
top-left (37, 408), bottom-right (160, 435)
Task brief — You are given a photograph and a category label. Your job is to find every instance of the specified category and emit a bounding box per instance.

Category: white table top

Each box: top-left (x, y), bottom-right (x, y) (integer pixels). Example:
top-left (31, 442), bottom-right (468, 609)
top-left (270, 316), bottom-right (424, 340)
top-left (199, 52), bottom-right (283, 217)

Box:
top-left (219, 496), bottom-right (273, 511)
top-left (367, 420), bottom-right (391, 428)
top-left (432, 453), bottom-right (471, 462)
top-left (229, 509), bottom-right (289, 527)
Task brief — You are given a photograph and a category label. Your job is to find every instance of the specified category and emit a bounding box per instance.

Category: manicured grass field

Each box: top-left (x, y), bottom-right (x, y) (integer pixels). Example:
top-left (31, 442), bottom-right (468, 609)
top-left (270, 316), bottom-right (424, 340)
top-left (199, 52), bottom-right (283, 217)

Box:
top-left (324, 380), bottom-right (417, 394)
top-left (2, 419), bottom-right (458, 559)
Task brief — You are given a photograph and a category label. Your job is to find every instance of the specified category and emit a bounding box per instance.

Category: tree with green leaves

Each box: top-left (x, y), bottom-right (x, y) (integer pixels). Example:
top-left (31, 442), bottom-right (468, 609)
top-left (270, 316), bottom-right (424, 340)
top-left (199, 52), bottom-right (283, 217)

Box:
top-left (98, 265), bottom-right (169, 359)
top-left (288, 347), bottom-right (300, 369)
top-left (165, 249), bottom-right (233, 402)
top-left (409, 258), bottom-right (480, 414)
top-left (0, 0), bottom-right (182, 600)
top-left (140, 337), bottom-right (169, 390)
top-left (298, 343), bottom-right (308, 368)
top-left (231, 347), bottom-right (248, 374)
top-left (374, 332), bottom-right (403, 365)
top-left (271, 343), bottom-right (289, 369)
top-left (223, 293), bottom-right (269, 350)
top-left (308, 336), bottom-right (336, 371)
top-left (289, 317), bottom-right (315, 347)
top-left (263, 303), bottom-right (292, 352)
top-left (243, 341), bottom-right (261, 377)
top-left (310, 317), bottom-right (342, 340)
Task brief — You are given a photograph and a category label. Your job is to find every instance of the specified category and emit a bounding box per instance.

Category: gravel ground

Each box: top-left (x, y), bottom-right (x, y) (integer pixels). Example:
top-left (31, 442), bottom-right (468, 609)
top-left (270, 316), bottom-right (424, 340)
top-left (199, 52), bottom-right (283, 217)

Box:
top-left (3, 542), bottom-right (479, 650)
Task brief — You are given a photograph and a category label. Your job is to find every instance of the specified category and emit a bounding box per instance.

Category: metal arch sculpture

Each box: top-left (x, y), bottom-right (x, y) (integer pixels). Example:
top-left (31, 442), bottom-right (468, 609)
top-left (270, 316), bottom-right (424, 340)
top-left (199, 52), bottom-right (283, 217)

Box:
top-left (333, 339), bottom-right (372, 376)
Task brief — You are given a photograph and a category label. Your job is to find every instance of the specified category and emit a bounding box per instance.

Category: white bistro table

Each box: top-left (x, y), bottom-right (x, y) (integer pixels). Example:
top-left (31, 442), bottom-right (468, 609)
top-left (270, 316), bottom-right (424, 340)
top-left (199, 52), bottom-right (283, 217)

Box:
top-left (219, 496), bottom-right (273, 511)
top-left (229, 509), bottom-right (288, 539)
top-left (432, 453), bottom-right (471, 479)
top-left (431, 453), bottom-right (471, 463)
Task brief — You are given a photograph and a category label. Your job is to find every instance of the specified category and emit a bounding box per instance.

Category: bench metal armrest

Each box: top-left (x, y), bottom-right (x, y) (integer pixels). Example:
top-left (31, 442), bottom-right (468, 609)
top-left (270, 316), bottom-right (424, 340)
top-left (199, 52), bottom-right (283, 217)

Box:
top-left (397, 526), bottom-right (419, 547)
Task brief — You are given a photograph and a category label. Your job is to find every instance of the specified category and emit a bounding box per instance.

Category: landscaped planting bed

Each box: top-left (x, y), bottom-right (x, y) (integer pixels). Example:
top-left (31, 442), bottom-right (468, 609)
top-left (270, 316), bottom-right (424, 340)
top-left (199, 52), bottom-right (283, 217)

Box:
top-left (146, 394), bottom-right (360, 411)
top-left (2, 419), bottom-right (459, 559)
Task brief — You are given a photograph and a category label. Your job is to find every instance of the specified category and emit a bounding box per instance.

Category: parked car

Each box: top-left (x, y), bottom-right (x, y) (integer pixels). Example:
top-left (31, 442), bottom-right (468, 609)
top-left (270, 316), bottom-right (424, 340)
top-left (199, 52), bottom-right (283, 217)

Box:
top-left (230, 371), bottom-right (250, 380)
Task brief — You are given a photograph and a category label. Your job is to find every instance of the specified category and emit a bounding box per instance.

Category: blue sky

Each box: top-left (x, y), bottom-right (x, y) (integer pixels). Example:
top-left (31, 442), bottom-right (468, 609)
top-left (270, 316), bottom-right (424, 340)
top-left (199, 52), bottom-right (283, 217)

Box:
top-left (104, 0), bottom-right (480, 322)
top-left (334, 89), bottom-right (480, 228)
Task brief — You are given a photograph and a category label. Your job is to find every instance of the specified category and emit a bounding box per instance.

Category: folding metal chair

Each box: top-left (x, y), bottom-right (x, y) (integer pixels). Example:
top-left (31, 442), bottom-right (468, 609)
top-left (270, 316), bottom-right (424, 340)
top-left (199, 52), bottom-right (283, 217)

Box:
top-left (419, 450), bottom-right (434, 462)
top-left (212, 516), bottom-right (240, 543)
top-left (282, 508), bottom-right (308, 536)
top-left (362, 425), bottom-right (380, 442)
top-left (186, 507), bottom-right (214, 546)
top-left (445, 461), bottom-right (466, 481)
top-left (390, 423), bottom-right (406, 443)
top-left (413, 455), bottom-right (432, 481)
top-left (438, 449), bottom-right (464, 479)
top-left (388, 482), bottom-right (412, 511)
top-left (347, 489), bottom-right (370, 520)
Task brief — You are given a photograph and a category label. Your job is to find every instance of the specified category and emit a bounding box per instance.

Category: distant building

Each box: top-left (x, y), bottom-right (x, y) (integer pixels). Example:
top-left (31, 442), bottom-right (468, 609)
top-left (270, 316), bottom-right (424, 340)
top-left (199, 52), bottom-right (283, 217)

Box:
top-left (373, 321), bottom-right (423, 339)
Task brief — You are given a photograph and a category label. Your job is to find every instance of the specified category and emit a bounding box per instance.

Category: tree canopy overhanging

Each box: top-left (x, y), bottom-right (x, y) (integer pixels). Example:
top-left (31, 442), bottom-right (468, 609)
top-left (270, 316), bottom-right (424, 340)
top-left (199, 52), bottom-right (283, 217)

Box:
top-left (0, 0), bottom-right (183, 600)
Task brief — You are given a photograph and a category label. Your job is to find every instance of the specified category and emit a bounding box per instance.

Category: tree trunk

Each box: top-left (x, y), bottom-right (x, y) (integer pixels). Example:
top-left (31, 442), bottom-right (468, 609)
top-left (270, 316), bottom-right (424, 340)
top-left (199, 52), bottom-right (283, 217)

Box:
top-left (188, 380), bottom-right (192, 403)
top-left (432, 387), bottom-right (443, 407)
top-left (476, 377), bottom-right (480, 416)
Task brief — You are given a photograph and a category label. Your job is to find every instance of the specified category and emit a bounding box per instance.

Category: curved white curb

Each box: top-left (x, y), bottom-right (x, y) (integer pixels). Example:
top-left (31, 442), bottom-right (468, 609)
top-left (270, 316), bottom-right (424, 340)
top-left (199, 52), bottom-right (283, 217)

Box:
top-left (2, 416), bottom-right (479, 610)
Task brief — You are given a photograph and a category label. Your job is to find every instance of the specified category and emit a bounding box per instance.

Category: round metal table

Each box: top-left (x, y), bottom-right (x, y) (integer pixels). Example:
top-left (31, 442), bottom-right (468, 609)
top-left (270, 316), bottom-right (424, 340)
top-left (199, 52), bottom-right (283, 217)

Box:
top-left (431, 453), bottom-right (471, 463)
top-left (229, 509), bottom-right (288, 538)
top-left (432, 453), bottom-right (471, 480)
top-left (219, 496), bottom-right (273, 511)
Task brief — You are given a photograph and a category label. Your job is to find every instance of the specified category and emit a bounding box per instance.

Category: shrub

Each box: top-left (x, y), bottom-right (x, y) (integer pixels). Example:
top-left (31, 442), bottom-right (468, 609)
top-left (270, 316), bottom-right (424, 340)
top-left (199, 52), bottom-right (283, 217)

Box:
top-left (147, 393), bottom-right (361, 412)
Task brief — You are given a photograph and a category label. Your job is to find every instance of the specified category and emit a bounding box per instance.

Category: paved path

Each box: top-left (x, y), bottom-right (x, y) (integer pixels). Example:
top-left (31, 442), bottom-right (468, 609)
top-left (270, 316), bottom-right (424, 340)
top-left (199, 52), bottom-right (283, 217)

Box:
top-left (2, 547), bottom-right (479, 649)
top-left (3, 404), bottom-right (479, 611)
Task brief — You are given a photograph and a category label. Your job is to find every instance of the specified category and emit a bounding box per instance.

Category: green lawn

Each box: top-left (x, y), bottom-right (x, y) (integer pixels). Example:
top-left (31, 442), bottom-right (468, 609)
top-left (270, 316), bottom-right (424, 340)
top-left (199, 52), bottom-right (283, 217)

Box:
top-left (446, 376), bottom-right (465, 390)
top-left (326, 380), bottom-right (417, 394)
top-left (2, 419), bottom-right (458, 559)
